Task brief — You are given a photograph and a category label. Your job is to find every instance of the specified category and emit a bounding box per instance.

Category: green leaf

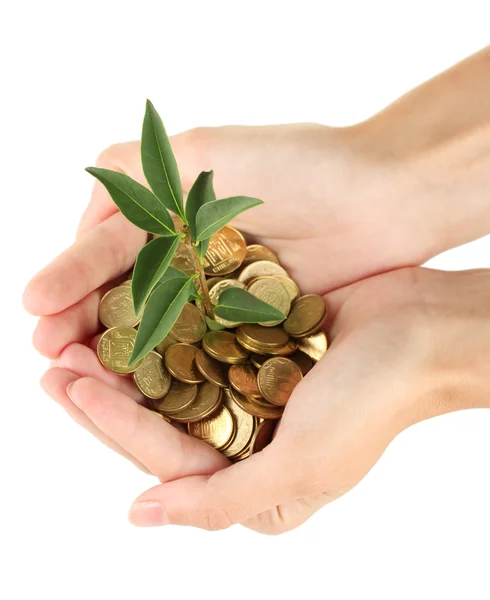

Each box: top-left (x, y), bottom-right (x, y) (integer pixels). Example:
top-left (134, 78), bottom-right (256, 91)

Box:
top-left (131, 235), bottom-right (181, 315)
top-left (205, 316), bottom-right (226, 331)
top-left (197, 236), bottom-right (211, 262)
top-left (141, 100), bottom-right (185, 221)
top-left (195, 196), bottom-right (263, 241)
top-left (214, 288), bottom-right (285, 323)
top-left (154, 266), bottom-right (200, 301)
top-left (155, 265), bottom-right (189, 286)
top-left (129, 275), bottom-right (196, 365)
top-left (189, 289), bottom-right (202, 302)
top-left (86, 167), bottom-right (176, 236)
top-left (185, 170), bottom-right (216, 241)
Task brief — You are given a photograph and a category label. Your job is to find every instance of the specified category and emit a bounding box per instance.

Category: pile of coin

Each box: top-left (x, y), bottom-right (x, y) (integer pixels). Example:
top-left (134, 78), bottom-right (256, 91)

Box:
top-left (97, 223), bottom-right (328, 461)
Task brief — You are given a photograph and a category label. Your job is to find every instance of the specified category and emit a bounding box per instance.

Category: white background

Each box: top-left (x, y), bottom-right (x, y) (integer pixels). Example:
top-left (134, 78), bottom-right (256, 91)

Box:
top-left (2, 1), bottom-right (490, 599)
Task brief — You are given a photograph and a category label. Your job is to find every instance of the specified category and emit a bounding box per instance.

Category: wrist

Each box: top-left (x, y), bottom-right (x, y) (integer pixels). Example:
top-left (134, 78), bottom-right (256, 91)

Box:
top-left (343, 119), bottom-right (444, 266)
top-left (409, 270), bottom-right (490, 423)
top-left (356, 85), bottom-right (490, 261)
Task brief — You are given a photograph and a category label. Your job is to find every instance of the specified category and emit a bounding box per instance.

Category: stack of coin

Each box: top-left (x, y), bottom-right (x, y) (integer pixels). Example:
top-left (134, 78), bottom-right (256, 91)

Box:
top-left (97, 224), bottom-right (328, 461)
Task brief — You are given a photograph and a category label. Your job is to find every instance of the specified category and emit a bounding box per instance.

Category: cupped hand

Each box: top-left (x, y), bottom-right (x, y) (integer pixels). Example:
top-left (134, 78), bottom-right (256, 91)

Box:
top-left (23, 123), bottom-right (451, 529)
top-left (43, 268), bottom-right (490, 533)
top-left (24, 123), bottom-right (435, 360)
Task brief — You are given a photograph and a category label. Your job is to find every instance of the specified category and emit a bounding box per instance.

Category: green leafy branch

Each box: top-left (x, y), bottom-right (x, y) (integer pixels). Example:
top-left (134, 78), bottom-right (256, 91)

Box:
top-left (86, 100), bottom-right (283, 366)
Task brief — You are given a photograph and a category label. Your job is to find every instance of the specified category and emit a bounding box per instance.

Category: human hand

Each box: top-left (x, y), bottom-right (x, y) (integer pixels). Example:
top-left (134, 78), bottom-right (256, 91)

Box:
top-left (45, 267), bottom-right (490, 533)
top-left (24, 120), bottom-right (427, 465)
top-left (24, 47), bottom-right (490, 532)
top-left (24, 118), bottom-right (435, 357)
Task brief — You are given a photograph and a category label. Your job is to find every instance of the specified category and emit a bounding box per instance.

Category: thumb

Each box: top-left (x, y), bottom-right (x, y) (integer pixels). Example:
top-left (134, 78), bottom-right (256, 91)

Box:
top-left (128, 440), bottom-right (305, 531)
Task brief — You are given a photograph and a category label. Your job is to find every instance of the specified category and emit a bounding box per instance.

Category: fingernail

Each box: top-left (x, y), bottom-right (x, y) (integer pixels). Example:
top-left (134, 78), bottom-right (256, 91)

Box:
top-left (66, 381), bottom-right (76, 403)
top-left (129, 501), bottom-right (169, 527)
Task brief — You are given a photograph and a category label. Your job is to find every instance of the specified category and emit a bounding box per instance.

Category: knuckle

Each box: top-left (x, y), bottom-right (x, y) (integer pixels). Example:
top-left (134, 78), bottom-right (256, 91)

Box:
top-left (293, 476), bottom-right (323, 497)
top-left (203, 507), bottom-right (236, 532)
top-left (246, 505), bottom-right (301, 536)
top-left (289, 456), bottom-right (329, 497)
top-left (95, 143), bottom-right (125, 169)
top-left (263, 511), bottom-right (296, 536)
top-left (174, 127), bottom-right (215, 171)
top-left (256, 442), bottom-right (327, 499)
top-left (266, 521), bottom-right (297, 536)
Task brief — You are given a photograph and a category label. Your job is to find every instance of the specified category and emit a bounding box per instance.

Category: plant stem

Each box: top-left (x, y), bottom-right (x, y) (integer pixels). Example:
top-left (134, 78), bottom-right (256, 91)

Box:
top-left (185, 234), bottom-right (214, 318)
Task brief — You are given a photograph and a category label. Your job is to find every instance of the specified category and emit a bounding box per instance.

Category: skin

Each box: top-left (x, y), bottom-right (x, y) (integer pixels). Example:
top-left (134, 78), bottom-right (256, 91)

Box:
top-left (25, 47), bottom-right (490, 533)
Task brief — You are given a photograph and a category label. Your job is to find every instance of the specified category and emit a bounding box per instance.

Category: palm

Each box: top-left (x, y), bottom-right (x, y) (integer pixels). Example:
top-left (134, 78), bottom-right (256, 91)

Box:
top-left (250, 269), bottom-right (423, 529)
top-left (45, 267), bottom-right (436, 534)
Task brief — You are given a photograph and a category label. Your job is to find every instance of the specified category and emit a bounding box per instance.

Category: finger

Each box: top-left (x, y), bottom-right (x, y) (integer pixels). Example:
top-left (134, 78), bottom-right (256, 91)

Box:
top-left (58, 343), bottom-right (143, 402)
top-left (32, 288), bottom-right (104, 358)
top-left (23, 211), bottom-right (146, 316)
top-left (67, 377), bottom-right (229, 481)
top-left (41, 368), bottom-right (150, 473)
top-left (88, 334), bottom-right (101, 353)
top-left (128, 441), bottom-right (304, 530)
top-left (78, 142), bottom-right (145, 234)
top-left (243, 493), bottom-right (332, 535)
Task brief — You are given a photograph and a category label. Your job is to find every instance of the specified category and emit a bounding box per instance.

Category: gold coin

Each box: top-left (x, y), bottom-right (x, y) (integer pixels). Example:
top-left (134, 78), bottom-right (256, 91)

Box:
top-left (195, 349), bottom-right (230, 388)
top-left (233, 447), bottom-right (252, 461)
top-left (203, 331), bottom-right (249, 364)
top-left (170, 302), bottom-right (207, 344)
top-left (283, 294), bottom-right (327, 337)
top-left (266, 338), bottom-right (299, 356)
top-left (221, 388), bottom-right (256, 458)
top-left (208, 279), bottom-right (246, 328)
top-left (133, 351), bottom-right (172, 399)
top-left (155, 331), bottom-right (179, 356)
top-left (164, 343), bottom-right (205, 384)
top-left (250, 353), bottom-right (267, 369)
top-left (171, 381), bottom-right (222, 423)
top-left (289, 350), bottom-right (314, 375)
top-left (229, 387), bottom-right (283, 420)
top-left (219, 417), bottom-right (238, 452)
top-left (236, 324), bottom-right (289, 351)
top-left (188, 405), bottom-right (234, 450)
top-left (234, 418), bottom-right (260, 457)
top-left (243, 244), bottom-right (280, 267)
top-left (120, 279), bottom-right (132, 287)
top-left (247, 277), bottom-right (290, 326)
top-left (150, 379), bottom-right (197, 415)
top-left (170, 239), bottom-right (195, 275)
top-left (97, 326), bottom-right (142, 374)
top-left (257, 357), bottom-right (303, 406)
top-left (98, 285), bottom-right (140, 328)
top-left (228, 363), bottom-right (262, 398)
top-left (207, 277), bottom-right (225, 291)
top-left (250, 420), bottom-right (277, 455)
top-left (238, 260), bottom-right (288, 285)
top-left (233, 442), bottom-right (251, 460)
top-left (298, 330), bottom-right (328, 362)
top-left (272, 275), bottom-right (300, 303)
top-left (203, 226), bottom-right (247, 276)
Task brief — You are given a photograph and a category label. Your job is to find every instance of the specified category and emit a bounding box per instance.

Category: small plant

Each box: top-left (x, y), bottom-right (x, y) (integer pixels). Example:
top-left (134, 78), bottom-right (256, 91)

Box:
top-left (86, 101), bottom-right (285, 366)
